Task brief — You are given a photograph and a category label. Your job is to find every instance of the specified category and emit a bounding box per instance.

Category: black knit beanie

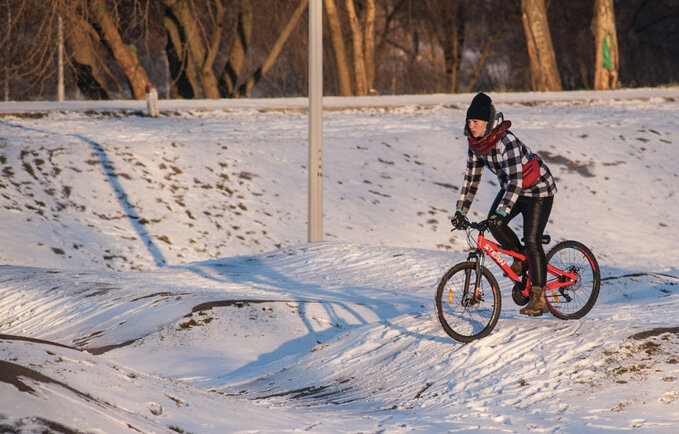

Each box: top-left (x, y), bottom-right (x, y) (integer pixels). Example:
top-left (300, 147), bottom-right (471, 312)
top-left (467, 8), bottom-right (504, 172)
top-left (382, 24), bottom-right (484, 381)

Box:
top-left (466, 92), bottom-right (492, 121)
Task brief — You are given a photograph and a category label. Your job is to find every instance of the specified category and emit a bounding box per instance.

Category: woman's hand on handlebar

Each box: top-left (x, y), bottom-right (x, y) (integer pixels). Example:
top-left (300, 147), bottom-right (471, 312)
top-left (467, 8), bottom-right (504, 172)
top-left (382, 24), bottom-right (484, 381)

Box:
top-left (451, 210), bottom-right (469, 230)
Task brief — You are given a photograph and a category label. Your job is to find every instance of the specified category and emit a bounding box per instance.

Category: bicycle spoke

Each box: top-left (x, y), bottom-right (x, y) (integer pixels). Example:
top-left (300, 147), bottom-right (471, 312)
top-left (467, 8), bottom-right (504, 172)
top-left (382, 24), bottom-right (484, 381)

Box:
top-left (545, 241), bottom-right (600, 319)
top-left (436, 262), bottom-right (501, 342)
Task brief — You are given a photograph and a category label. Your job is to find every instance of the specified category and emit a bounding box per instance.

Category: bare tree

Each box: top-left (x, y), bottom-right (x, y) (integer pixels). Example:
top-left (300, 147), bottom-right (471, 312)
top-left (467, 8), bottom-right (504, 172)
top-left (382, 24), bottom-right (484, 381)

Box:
top-left (591, 0), bottom-right (619, 89)
top-left (5, 0), bottom-right (679, 100)
top-left (219, 0), bottom-right (252, 97)
top-left (443, 2), bottom-right (464, 93)
top-left (58, 1), bottom-right (113, 99)
top-left (615, 0), bottom-right (679, 87)
top-left (161, 0), bottom-right (225, 99)
top-left (57, 11), bottom-right (64, 101)
top-left (164, 12), bottom-right (199, 98)
top-left (52, 0), bottom-right (158, 100)
top-left (345, 0), bottom-right (367, 95)
top-left (424, 0), bottom-right (465, 93)
top-left (464, 32), bottom-right (505, 93)
top-left (520, 0), bottom-right (562, 91)
top-left (235, 0), bottom-right (308, 97)
top-left (1, 1), bottom-right (64, 99)
top-left (325, 0), bottom-right (352, 96)
top-left (341, 0), bottom-right (377, 95)
top-left (88, 0), bottom-right (150, 99)
top-left (363, 0), bottom-right (376, 92)
top-left (3, 1), bottom-right (10, 101)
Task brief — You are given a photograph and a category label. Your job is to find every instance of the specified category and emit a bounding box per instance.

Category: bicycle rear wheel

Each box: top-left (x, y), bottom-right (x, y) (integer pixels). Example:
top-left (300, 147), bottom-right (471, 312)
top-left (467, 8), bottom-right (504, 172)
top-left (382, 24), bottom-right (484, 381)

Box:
top-left (435, 262), bottom-right (501, 343)
top-left (545, 240), bottom-right (600, 320)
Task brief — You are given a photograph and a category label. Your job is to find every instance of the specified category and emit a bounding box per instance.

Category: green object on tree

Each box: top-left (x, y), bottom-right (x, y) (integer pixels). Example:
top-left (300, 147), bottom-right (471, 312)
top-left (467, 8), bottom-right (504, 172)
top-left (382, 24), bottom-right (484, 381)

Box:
top-left (602, 36), bottom-right (613, 70)
top-left (130, 44), bottom-right (138, 55)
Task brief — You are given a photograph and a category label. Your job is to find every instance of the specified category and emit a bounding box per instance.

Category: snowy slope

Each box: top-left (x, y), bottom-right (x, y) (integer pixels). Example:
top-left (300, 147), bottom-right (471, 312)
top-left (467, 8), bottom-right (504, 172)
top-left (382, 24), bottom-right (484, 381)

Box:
top-left (1, 89), bottom-right (678, 272)
top-left (0, 88), bottom-right (679, 433)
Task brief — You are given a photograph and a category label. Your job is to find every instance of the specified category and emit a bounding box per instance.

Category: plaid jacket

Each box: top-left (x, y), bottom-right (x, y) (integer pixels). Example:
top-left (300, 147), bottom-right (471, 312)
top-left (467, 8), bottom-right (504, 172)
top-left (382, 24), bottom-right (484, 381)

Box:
top-left (456, 130), bottom-right (557, 215)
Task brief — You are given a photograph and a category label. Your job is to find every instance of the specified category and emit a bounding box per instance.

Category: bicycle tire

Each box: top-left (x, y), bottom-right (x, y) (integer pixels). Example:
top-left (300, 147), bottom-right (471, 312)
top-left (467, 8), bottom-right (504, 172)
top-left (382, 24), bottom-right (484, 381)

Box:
top-left (435, 261), bottom-right (501, 342)
top-left (544, 240), bottom-right (600, 320)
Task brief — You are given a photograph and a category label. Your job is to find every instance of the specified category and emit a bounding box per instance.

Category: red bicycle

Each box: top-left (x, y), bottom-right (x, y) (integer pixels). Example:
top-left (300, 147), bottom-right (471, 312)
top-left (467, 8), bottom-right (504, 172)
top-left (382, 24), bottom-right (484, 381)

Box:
top-left (435, 218), bottom-right (600, 342)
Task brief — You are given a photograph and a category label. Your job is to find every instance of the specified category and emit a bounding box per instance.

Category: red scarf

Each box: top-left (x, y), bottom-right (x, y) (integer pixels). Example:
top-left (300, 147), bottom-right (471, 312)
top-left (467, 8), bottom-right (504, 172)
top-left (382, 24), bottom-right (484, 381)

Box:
top-left (468, 120), bottom-right (512, 155)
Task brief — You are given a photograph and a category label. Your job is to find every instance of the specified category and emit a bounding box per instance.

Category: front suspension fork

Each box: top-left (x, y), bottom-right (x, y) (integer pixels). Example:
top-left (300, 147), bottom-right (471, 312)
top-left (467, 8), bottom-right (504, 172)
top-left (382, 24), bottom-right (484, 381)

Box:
top-left (463, 250), bottom-right (484, 303)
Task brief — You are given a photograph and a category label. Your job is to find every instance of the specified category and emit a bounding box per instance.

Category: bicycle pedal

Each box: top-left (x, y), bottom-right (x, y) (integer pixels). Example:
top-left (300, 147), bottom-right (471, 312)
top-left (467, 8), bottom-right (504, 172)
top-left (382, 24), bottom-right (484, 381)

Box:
top-left (512, 284), bottom-right (530, 306)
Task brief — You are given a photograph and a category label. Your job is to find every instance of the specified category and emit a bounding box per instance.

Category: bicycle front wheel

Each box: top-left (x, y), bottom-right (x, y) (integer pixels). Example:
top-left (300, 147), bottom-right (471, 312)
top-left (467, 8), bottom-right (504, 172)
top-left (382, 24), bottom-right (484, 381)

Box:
top-left (435, 262), bottom-right (501, 343)
top-left (545, 240), bottom-right (600, 320)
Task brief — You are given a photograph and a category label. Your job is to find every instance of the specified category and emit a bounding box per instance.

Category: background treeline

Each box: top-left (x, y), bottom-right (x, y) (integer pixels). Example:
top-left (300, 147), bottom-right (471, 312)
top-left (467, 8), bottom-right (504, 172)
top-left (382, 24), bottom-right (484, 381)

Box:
top-left (1, 0), bottom-right (678, 101)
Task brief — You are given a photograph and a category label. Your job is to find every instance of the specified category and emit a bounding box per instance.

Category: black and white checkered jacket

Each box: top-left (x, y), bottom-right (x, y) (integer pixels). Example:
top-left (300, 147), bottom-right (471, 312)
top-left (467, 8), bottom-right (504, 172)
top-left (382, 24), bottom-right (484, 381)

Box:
top-left (456, 130), bottom-right (557, 215)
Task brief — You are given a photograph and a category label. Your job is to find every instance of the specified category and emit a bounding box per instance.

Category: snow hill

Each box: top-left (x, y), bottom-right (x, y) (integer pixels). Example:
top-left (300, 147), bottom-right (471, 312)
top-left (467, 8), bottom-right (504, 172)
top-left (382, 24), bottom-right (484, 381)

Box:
top-left (0, 88), bottom-right (678, 432)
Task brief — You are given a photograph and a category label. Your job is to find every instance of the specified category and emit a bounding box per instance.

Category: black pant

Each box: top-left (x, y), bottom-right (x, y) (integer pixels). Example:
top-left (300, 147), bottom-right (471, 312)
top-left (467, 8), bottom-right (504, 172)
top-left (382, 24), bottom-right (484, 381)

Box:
top-left (488, 191), bottom-right (554, 287)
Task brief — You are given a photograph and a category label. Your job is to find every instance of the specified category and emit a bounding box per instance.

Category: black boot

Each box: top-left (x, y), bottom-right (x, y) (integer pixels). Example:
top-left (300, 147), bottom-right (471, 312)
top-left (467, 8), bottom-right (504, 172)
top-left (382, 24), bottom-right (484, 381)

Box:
top-left (519, 285), bottom-right (549, 316)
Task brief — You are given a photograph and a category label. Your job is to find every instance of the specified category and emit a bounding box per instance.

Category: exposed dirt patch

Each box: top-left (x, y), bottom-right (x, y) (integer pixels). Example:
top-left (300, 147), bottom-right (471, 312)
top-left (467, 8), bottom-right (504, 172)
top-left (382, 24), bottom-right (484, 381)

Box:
top-left (598, 330), bottom-right (679, 383)
top-left (249, 377), bottom-right (358, 406)
top-left (0, 360), bottom-right (91, 399)
top-left (177, 315), bottom-right (214, 331)
top-left (0, 334), bottom-right (78, 351)
top-left (86, 339), bottom-right (138, 356)
top-left (540, 151), bottom-right (595, 177)
top-left (0, 112), bottom-right (49, 119)
top-left (433, 181), bottom-right (459, 191)
top-left (190, 299), bottom-right (297, 314)
top-left (0, 415), bottom-right (87, 434)
top-left (630, 327), bottom-right (679, 340)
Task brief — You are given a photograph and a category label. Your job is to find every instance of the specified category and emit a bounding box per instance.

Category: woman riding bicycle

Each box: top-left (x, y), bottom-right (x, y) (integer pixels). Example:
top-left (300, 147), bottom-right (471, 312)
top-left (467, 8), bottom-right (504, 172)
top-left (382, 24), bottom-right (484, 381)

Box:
top-left (451, 93), bottom-right (557, 316)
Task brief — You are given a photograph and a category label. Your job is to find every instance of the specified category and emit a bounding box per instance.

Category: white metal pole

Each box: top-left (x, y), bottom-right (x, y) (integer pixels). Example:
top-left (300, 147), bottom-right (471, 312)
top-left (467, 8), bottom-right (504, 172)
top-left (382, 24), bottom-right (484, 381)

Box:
top-left (57, 13), bottom-right (65, 102)
top-left (308, 0), bottom-right (323, 242)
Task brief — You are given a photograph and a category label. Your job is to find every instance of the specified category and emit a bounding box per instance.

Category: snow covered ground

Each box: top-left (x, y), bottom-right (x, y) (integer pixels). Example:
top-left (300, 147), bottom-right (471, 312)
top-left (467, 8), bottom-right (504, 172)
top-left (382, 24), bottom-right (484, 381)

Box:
top-left (0, 88), bottom-right (678, 432)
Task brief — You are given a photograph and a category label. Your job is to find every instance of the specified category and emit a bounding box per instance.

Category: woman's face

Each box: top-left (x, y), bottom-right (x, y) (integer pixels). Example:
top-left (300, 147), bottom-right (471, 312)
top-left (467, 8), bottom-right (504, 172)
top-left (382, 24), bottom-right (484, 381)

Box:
top-left (468, 119), bottom-right (488, 138)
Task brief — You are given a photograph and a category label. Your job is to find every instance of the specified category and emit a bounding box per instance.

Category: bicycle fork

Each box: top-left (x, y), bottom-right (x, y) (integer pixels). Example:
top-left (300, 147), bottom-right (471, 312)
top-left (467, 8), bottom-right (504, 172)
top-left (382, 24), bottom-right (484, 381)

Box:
top-left (462, 249), bottom-right (485, 306)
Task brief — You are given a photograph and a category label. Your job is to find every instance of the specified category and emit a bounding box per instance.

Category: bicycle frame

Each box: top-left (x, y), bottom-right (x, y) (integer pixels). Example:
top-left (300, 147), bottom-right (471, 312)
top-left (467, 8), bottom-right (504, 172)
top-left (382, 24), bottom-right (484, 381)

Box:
top-left (439, 220), bottom-right (600, 342)
top-left (471, 230), bottom-right (580, 298)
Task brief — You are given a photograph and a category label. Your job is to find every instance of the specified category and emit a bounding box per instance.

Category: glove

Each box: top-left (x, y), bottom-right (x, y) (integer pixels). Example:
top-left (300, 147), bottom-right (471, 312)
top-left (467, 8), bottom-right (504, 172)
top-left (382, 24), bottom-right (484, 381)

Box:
top-left (451, 210), bottom-right (467, 228)
top-left (488, 211), bottom-right (506, 227)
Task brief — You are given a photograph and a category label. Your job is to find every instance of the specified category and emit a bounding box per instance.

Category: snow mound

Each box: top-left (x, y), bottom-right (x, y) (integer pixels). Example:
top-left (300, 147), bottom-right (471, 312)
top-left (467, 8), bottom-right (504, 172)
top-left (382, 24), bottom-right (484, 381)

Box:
top-left (1, 89), bottom-right (679, 431)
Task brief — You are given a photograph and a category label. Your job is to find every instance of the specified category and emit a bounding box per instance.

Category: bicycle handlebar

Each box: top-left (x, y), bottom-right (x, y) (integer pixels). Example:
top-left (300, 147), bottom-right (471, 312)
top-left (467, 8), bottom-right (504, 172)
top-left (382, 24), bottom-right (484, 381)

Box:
top-left (451, 218), bottom-right (489, 232)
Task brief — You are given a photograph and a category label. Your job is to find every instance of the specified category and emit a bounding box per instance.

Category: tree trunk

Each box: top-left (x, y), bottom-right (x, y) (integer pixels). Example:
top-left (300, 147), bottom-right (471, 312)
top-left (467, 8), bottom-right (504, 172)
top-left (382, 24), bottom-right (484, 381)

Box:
top-left (324, 0), bottom-right (352, 96)
top-left (3, 1), bottom-right (12, 102)
top-left (236, 0), bottom-right (308, 97)
top-left (219, 0), bottom-right (252, 97)
top-left (465, 34), bottom-right (493, 93)
top-left (164, 14), bottom-right (199, 98)
top-left (442, 2), bottom-right (464, 93)
top-left (4, 3), bottom-right (10, 102)
top-left (88, 0), bottom-right (150, 100)
top-left (520, 0), bottom-right (562, 91)
top-left (162, 0), bottom-right (222, 99)
top-left (59, 2), bottom-right (111, 100)
top-left (424, 23), bottom-right (443, 93)
top-left (345, 0), bottom-right (367, 95)
top-left (591, 0), bottom-right (619, 90)
top-left (57, 12), bottom-right (64, 101)
top-left (363, 0), bottom-right (375, 93)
